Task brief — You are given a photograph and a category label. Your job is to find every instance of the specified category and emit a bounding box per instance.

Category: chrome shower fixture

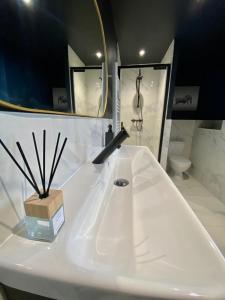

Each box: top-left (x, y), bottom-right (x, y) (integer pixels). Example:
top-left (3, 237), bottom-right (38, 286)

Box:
top-left (132, 68), bottom-right (144, 131)
top-left (136, 69), bottom-right (143, 109)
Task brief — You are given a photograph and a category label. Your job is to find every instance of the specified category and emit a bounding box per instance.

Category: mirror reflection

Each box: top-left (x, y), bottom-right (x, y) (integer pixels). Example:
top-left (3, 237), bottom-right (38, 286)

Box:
top-left (0, 0), bottom-right (107, 116)
top-left (70, 66), bottom-right (105, 117)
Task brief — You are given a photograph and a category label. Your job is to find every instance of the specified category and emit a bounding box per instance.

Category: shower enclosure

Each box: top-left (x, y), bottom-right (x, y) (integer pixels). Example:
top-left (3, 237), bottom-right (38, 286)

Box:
top-left (119, 64), bottom-right (170, 160)
top-left (70, 66), bottom-right (105, 117)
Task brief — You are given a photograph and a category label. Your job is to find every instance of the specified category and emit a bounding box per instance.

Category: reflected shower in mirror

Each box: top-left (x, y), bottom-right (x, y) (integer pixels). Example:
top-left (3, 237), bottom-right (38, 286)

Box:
top-left (0, 0), bottom-right (107, 116)
top-left (70, 66), bottom-right (105, 117)
top-left (68, 44), bottom-right (106, 117)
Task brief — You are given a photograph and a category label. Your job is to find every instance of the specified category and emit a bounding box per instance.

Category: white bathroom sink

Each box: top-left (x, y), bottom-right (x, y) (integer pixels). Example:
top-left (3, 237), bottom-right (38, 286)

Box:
top-left (0, 146), bottom-right (225, 300)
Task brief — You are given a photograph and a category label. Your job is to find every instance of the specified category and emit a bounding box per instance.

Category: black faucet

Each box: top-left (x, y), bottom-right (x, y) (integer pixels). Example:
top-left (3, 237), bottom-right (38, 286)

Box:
top-left (92, 126), bottom-right (129, 164)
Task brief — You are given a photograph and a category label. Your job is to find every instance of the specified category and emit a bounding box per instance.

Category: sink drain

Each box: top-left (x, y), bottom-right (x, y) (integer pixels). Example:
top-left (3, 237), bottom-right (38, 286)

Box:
top-left (114, 178), bottom-right (129, 187)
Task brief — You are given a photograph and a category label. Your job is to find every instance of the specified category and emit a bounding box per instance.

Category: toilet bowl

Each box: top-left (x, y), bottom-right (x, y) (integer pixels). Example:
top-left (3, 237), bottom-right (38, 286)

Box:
top-left (168, 141), bottom-right (191, 179)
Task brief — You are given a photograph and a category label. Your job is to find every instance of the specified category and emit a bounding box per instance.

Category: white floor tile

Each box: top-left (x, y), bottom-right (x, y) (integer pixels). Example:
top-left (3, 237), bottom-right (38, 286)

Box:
top-left (170, 174), bottom-right (225, 256)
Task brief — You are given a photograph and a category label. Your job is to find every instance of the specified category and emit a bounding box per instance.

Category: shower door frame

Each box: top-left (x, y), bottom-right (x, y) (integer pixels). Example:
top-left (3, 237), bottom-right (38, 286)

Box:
top-left (118, 63), bottom-right (171, 162)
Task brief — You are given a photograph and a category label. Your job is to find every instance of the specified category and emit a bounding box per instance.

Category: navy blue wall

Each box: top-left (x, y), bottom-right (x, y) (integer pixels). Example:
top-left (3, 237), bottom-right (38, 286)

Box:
top-left (167, 0), bottom-right (225, 121)
top-left (166, 39), bottom-right (225, 120)
top-left (170, 59), bottom-right (225, 120)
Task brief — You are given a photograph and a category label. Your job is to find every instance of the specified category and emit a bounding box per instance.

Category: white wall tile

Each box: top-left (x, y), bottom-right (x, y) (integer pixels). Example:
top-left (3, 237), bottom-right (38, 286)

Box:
top-left (170, 120), bottom-right (196, 159)
top-left (191, 121), bottom-right (225, 204)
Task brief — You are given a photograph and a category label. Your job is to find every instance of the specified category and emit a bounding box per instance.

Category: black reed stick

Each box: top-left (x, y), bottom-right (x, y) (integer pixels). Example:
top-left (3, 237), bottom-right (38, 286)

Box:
top-left (48, 133), bottom-right (61, 188)
top-left (0, 139), bottom-right (40, 195)
top-left (16, 142), bottom-right (41, 196)
top-left (43, 130), bottom-right (46, 194)
top-left (32, 132), bottom-right (45, 193)
top-left (1, 132), bottom-right (67, 199)
top-left (46, 137), bottom-right (67, 195)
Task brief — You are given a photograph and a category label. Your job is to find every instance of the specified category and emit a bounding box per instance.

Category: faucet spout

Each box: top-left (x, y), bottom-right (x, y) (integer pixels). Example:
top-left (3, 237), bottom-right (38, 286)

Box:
top-left (92, 127), bottom-right (129, 164)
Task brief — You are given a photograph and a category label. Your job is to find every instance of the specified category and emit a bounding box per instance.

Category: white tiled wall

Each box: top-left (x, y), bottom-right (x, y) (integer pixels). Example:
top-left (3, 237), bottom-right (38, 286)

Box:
top-left (0, 112), bottom-right (109, 245)
top-left (191, 121), bottom-right (225, 203)
top-left (170, 120), bottom-right (196, 159)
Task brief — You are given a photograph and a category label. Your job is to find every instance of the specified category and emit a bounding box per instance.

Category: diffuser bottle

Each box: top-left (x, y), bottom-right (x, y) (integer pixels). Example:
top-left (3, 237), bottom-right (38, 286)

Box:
top-left (24, 190), bottom-right (65, 242)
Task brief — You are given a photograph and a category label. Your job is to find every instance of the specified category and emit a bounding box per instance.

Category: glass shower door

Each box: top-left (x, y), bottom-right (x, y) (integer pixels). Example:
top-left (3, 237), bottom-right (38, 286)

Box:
top-left (120, 65), bottom-right (168, 159)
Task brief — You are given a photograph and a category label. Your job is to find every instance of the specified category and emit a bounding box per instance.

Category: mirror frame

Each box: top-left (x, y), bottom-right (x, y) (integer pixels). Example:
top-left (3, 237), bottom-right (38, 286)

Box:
top-left (0, 0), bottom-right (108, 118)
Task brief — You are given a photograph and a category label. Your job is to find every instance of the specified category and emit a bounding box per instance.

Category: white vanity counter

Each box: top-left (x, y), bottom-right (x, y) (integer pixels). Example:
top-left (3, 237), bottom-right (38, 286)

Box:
top-left (0, 146), bottom-right (225, 300)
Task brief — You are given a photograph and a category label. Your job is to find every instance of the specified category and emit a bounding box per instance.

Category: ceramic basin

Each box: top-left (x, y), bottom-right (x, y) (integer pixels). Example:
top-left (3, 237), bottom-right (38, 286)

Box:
top-left (0, 146), bottom-right (225, 300)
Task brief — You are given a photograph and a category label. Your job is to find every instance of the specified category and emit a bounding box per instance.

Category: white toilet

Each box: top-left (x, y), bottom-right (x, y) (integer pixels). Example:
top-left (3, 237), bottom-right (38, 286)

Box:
top-left (168, 140), bottom-right (191, 179)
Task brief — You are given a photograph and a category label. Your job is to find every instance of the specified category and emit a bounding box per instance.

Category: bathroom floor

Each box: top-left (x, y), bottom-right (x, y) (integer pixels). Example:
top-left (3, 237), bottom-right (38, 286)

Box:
top-left (171, 175), bottom-right (225, 257)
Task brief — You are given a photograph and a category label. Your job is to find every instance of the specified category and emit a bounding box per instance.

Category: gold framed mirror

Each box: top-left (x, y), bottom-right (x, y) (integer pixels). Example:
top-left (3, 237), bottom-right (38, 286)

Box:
top-left (0, 0), bottom-right (108, 118)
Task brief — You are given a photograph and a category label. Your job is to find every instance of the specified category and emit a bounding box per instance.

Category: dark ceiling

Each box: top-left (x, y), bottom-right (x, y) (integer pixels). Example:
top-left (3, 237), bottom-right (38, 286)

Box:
top-left (110, 0), bottom-right (225, 65)
top-left (1, 0), bottom-right (225, 67)
top-left (110, 0), bottom-right (189, 64)
top-left (176, 0), bottom-right (225, 59)
top-left (175, 0), bottom-right (225, 84)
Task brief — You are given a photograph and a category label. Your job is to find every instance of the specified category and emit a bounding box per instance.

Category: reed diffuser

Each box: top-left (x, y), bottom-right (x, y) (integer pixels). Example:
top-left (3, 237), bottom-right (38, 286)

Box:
top-left (0, 130), bottom-right (67, 242)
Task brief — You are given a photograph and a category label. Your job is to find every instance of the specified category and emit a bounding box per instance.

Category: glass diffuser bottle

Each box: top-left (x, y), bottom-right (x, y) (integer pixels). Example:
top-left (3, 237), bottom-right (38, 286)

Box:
top-left (24, 190), bottom-right (65, 241)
